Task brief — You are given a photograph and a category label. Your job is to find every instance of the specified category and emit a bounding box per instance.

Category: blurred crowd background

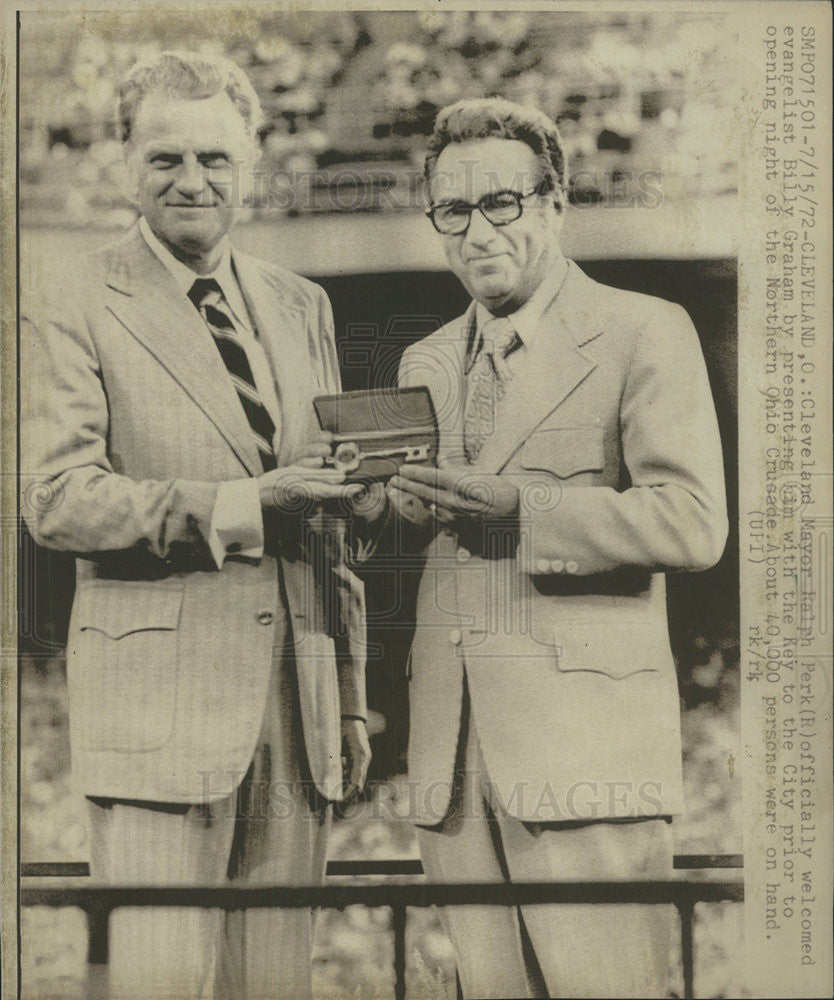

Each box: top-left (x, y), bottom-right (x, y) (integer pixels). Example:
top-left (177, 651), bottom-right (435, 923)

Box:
top-left (19, 9), bottom-right (743, 998)
top-left (20, 9), bottom-right (737, 227)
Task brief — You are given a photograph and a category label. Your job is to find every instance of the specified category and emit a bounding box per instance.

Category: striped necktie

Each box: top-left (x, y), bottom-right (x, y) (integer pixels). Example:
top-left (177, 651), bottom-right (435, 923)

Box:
top-left (188, 277), bottom-right (277, 472)
top-left (463, 317), bottom-right (519, 463)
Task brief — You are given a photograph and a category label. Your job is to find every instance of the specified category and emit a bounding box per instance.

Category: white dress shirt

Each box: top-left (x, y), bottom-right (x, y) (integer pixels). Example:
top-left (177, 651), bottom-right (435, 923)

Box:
top-left (469, 253), bottom-right (570, 370)
top-left (139, 218), bottom-right (274, 567)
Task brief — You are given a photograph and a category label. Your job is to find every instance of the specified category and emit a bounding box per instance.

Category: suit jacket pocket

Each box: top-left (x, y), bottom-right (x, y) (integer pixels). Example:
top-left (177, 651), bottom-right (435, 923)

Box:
top-left (520, 425), bottom-right (604, 481)
top-left (553, 622), bottom-right (663, 679)
top-left (70, 584), bottom-right (184, 752)
top-left (76, 584), bottom-right (184, 637)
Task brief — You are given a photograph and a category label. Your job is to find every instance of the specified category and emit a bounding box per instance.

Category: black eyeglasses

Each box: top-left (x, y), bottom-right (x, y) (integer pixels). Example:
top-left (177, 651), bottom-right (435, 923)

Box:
top-left (426, 188), bottom-right (542, 235)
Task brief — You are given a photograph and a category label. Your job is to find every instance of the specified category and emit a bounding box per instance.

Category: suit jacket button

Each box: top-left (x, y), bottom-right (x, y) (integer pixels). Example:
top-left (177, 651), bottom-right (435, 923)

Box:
top-left (535, 558), bottom-right (550, 574)
top-left (257, 610), bottom-right (274, 626)
top-left (449, 629), bottom-right (463, 646)
top-left (565, 560), bottom-right (579, 574)
top-left (457, 547), bottom-right (471, 563)
top-left (550, 559), bottom-right (565, 573)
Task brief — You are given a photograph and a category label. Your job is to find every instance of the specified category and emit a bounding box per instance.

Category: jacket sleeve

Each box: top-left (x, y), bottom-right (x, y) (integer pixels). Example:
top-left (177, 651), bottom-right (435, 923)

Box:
top-left (20, 283), bottom-right (220, 570)
top-left (516, 301), bottom-right (728, 576)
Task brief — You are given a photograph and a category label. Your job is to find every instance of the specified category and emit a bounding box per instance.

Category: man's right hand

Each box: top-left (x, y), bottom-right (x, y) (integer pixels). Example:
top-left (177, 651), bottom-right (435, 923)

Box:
top-left (386, 482), bottom-right (433, 528)
top-left (258, 466), bottom-right (366, 511)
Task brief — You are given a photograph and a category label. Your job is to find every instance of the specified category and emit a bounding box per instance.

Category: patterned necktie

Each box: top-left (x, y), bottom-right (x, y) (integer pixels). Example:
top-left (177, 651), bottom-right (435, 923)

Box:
top-left (463, 316), bottom-right (519, 463)
top-left (188, 277), bottom-right (277, 472)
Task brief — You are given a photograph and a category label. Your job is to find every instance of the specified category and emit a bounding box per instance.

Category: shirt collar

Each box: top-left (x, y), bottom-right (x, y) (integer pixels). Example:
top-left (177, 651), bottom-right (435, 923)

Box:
top-left (138, 216), bottom-right (251, 330)
top-left (468, 254), bottom-right (569, 371)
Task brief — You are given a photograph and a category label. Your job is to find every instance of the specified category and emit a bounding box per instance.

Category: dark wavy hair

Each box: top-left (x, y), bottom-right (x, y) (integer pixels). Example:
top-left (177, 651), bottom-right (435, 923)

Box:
top-left (118, 49), bottom-right (262, 145)
top-left (425, 97), bottom-right (567, 204)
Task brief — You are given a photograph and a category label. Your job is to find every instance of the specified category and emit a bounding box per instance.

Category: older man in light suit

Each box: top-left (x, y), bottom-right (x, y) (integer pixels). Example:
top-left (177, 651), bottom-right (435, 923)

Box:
top-left (388, 98), bottom-right (728, 998)
top-left (22, 51), bottom-right (372, 1000)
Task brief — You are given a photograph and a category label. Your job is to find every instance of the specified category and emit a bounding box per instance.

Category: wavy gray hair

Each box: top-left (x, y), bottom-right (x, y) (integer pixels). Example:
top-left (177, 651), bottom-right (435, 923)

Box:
top-left (118, 49), bottom-right (263, 145)
top-left (425, 97), bottom-right (567, 205)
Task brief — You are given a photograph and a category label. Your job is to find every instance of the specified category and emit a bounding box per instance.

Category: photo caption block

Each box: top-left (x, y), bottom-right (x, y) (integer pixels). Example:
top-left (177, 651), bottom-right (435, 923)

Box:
top-left (739, 5), bottom-right (832, 997)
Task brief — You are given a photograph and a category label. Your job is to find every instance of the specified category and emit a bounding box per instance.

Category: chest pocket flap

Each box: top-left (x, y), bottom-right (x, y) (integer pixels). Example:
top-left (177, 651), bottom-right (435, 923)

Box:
top-left (521, 425), bottom-right (604, 479)
top-left (76, 585), bottom-right (184, 639)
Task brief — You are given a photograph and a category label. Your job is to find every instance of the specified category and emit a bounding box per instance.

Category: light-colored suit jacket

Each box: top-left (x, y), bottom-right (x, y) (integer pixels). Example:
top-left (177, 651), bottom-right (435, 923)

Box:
top-left (21, 225), bottom-right (365, 804)
top-left (399, 261), bottom-right (728, 824)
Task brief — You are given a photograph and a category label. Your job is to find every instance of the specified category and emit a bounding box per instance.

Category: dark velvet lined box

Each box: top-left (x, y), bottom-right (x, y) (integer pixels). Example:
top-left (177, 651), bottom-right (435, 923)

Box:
top-left (314, 387), bottom-right (438, 482)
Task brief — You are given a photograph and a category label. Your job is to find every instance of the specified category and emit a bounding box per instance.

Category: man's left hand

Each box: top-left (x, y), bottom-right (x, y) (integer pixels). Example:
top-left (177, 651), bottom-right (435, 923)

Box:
top-left (340, 718), bottom-right (371, 803)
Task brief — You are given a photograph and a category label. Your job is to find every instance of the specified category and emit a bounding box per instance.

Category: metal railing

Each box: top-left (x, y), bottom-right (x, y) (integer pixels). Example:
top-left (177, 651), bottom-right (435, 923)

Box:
top-left (21, 855), bottom-right (743, 1000)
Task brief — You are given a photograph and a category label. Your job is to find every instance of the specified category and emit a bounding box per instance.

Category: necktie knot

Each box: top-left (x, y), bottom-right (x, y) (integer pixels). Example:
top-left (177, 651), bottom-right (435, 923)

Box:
top-left (188, 277), bottom-right (223, 310)
top-left (480, 317), bottom-right (518, 382)
top-left (481, 317), bottom-right (517, 361)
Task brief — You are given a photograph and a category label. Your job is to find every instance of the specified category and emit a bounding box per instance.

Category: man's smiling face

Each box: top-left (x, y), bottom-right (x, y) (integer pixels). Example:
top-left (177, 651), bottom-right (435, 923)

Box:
top-left (127, 91), bottom-right (255, 271)
top-left (430, 137), bottom-right (564, 314)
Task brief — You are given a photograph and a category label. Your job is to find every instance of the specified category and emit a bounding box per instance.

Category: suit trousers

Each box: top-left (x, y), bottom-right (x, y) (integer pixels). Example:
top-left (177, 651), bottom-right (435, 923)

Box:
top-left (86, 602), bottom-right (331, 1000)
top-left (416, 692), bottom-right (674, 1000)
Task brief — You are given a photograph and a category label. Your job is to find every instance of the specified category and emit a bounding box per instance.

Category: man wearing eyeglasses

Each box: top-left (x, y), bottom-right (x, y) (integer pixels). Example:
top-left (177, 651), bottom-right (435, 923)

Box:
top-left (387, 98), bottom-right (727, 998)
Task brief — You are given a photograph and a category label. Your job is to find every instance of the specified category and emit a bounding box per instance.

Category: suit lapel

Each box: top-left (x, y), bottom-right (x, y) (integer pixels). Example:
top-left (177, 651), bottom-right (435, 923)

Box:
top-left (473, 262), bottom-right (603, 473)
top-left (421, 305), bottom-right (473, 464)
top-left (232, 250), bottom-right (314, 466)
top-left (103, 227), bottom-right (262, 476)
